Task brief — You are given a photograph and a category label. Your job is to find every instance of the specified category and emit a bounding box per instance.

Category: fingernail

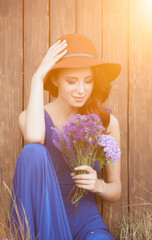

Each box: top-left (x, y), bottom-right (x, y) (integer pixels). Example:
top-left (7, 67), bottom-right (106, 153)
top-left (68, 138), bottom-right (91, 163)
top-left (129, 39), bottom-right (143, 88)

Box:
top-left (57, 39), bottom-right (61, 43)
top-left (74, 167), bottom-right (77, 170)
top-left (72, 176), bottom-right (74, 179)
top-left (63, 40), bottom-right (66, 43)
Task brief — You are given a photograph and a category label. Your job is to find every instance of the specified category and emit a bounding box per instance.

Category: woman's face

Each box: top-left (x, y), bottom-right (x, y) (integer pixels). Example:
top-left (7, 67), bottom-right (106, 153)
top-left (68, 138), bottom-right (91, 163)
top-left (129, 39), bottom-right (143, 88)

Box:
top-left (54, 67), bottom-right (94, 108)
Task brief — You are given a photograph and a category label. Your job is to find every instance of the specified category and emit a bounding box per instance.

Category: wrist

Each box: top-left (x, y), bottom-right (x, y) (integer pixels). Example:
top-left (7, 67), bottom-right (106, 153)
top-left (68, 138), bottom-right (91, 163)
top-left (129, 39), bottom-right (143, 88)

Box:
top-left (95, 179), bottom-right (106, 196)
top-left (32, 73), bottom-right (44, 83)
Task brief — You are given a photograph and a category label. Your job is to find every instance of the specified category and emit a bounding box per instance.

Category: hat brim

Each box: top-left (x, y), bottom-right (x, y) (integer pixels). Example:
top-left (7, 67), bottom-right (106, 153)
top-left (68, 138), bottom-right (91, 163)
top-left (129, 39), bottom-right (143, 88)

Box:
top-left (44, 56), bottom-right (121, 92)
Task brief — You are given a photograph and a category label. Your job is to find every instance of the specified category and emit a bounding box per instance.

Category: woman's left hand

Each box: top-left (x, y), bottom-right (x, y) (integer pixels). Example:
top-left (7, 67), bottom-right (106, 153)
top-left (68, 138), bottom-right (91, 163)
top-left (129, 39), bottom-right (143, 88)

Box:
top-left (70, 165), bottom-right (99, 193)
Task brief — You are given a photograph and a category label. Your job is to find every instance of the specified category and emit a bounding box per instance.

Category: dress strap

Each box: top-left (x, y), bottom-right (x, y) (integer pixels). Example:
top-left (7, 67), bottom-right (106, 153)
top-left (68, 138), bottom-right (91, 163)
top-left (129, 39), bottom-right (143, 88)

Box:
top-left (104, 107), bottom-right (112, 114)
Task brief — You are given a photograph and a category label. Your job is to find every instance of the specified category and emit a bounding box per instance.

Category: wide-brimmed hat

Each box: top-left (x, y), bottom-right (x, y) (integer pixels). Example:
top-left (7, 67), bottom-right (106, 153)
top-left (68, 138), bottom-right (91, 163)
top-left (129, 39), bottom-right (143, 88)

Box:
top-left (44, 33), bottom-right (121, 94)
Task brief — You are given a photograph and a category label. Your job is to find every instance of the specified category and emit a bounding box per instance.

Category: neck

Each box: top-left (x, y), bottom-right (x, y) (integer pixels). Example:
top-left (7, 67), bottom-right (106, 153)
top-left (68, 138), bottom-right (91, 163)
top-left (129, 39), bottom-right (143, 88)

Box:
top-left (53, 97), bottom-right (79, 120)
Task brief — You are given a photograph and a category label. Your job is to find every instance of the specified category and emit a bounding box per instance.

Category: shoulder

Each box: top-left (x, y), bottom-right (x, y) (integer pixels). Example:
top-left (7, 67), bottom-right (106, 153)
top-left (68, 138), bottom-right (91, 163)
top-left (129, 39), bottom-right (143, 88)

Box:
top-left (18, 109), bottom-right (26, 129)
top-left (107, 113), bottom-right (119, 130)
top-left (107, 113), bottom-right (120, 147)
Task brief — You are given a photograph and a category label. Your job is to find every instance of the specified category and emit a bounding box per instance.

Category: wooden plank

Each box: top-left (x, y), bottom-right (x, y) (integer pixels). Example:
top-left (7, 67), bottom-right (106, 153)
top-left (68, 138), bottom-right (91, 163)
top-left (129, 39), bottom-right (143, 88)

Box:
top-left (102, 0), bottom-right (128, 234)
top-left (50, 0), bottom-right (76, 44)
top-left (129, 0), bottom-right (152, 214)
top-left (0, 0), bottom-right (23, 220)
top-left (77, 0), bottom-right (102, 213)
top-left (24, 0), bottom-right (50, 120)
top-left (77, 0), bottom-right (102, 58)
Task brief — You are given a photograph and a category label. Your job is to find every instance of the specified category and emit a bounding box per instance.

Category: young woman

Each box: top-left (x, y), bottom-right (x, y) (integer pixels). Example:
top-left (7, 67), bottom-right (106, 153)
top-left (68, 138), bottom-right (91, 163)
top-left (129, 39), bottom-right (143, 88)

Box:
top-left (9, 33), bottom-right (121, 239)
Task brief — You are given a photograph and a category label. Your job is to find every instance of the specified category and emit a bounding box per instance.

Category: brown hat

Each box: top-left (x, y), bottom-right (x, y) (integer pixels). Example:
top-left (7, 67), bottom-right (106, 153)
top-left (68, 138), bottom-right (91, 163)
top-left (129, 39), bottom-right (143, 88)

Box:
top-left (44, 33), bottom-right (121, 94)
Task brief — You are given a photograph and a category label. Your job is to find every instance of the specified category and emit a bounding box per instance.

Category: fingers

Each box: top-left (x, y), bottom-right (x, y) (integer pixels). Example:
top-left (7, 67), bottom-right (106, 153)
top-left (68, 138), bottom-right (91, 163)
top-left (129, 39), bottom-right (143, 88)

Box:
top-left (70, 172), bottom-right (76, 177)
top-left (70, 167), bottom-right (98, 192)
top-left (76, 184), bottom-right (90, 190)
top-left (48, 39), bottom-right (62, 51)
top-left (74, 165), bottom-right (95, 174)
top-left (72, 174), bottom-right (95, 180)
top-left (40, 39), bottom-right (67, 71)
top-left (35, 39), bottom-right (68, 81)
top-left (53, 39), bottom-right (67, 51)
top-left (74, 179), bottom-right (95, 185)
top-left (47, 39), bottom-right (67, 57)
top-left (54, 48), bottom-right (67, 62)
top-left (51, 41), bottom-right (67, 56)
top-left (49, 39), bottom-right (61, 49)
top-left (42, 39), bottom-right (67, 67)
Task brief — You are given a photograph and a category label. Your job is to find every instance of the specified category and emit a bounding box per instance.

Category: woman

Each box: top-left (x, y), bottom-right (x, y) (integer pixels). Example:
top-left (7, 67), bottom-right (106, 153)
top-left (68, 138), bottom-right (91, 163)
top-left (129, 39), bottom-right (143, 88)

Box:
top-left (9, 33), bottom-right (121, 239)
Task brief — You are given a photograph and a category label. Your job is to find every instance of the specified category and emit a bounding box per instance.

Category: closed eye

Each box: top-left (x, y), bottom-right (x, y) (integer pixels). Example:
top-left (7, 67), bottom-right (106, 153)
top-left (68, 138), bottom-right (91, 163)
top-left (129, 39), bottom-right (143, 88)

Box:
top-left (66, 76), bottom-right (94, 84)
top-left (85, 77), bottom-right (94, 83)
top-left (66, 79), bottom-right (76, 84)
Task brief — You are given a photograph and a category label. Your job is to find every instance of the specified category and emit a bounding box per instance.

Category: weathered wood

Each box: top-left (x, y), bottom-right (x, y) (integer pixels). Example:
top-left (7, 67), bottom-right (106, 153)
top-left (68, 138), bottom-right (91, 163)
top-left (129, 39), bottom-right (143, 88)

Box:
top-left (50, 0), bottom-right (76, 44)
top-left (102, 0), bottom-right (128, 234)
top-left (24, 0), bottom-right (50, 121)
top-left (77, 0), bottom-right (102, 58)
top-left (0, 0), bottom-right (23, 220)
top-left (129, 0), bottom-right (152, 214)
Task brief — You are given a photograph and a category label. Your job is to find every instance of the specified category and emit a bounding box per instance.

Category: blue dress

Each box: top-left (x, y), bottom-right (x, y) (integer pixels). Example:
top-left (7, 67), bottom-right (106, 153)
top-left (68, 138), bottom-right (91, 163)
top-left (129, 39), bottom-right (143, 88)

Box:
top-left (8, 108), bottom-right (115, 240)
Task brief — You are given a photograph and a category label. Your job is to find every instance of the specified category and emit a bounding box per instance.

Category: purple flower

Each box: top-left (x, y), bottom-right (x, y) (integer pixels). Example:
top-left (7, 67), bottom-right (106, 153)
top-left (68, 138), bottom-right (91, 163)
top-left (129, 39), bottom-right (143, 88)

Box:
top-left (51, 114), bottom-right (121, 170)
top-left (98, 134), bottom-right (121, 164)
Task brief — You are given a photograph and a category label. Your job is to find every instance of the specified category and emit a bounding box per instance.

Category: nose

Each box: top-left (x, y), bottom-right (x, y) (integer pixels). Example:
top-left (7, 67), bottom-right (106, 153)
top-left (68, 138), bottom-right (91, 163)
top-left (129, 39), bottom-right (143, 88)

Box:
top-left (77, 81), bottom-right (85, 94)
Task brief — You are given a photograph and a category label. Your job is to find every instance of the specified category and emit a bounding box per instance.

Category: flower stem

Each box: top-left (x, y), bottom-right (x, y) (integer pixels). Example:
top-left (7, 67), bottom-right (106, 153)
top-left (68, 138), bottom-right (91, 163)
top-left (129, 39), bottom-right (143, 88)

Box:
top-left (70, 185), bottom-right (79, 202)
top-left (67, 184), bottom-right (76, 200)
top-left (72, 189), bottom-right (83, 204)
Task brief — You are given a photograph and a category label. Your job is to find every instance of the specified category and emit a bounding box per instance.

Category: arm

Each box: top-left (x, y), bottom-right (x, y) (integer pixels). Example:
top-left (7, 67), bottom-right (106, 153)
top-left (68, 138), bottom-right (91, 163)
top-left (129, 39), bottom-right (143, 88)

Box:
top-left (18, 40), bottom-right (68, 144)
top-left (95, 113), bottom-right (121, 202)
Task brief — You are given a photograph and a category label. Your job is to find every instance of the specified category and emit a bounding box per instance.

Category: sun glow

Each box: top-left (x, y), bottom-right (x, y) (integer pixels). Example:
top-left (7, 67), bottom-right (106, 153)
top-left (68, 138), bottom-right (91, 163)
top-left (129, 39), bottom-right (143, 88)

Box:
top-left (132, 0), bottom-right (152, 43)
top-left (138, 0), bottom-right (152, 21)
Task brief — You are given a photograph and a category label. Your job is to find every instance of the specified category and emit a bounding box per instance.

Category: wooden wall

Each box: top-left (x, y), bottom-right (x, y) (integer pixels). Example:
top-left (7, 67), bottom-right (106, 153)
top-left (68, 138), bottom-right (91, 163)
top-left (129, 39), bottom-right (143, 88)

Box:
top-left (1, 0), bottom-right (152, 238)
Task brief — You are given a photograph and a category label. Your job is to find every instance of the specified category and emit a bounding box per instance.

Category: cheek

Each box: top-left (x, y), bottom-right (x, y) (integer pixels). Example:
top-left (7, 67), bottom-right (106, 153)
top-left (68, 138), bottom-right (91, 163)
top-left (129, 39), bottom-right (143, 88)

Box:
top-left (63, 83), bottom-right (77, 92)
top-left (86, 83), bottom-right (94, 93)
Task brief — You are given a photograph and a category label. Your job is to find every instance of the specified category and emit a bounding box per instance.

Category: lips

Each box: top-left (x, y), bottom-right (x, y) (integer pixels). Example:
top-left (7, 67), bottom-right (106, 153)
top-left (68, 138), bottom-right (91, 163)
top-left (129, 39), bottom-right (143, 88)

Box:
top-left (72, 96), bottom-right (85, 101)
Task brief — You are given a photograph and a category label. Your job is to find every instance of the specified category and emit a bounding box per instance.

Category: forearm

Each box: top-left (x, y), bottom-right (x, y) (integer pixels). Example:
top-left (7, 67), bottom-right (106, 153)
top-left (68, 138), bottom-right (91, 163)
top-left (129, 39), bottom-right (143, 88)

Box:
top-left (95, 178), bottom-right (121, 202)
top-left (25, 75), bottom-right (45, 143)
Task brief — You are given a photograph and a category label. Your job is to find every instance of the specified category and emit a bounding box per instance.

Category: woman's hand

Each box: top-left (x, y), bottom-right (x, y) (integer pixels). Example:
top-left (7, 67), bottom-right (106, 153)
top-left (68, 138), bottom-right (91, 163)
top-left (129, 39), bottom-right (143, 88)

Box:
top-left (34, 39), bottom-right (68, 82)
top-left (70, 165), bottom-right (100, 193)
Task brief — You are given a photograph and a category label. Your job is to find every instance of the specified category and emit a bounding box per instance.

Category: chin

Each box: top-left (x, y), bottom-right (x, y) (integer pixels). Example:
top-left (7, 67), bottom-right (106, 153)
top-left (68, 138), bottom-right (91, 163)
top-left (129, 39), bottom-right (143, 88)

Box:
top-left (72, 101), bottom-right (86, 107)
top-left (70, 104), bottom-right (83, 109)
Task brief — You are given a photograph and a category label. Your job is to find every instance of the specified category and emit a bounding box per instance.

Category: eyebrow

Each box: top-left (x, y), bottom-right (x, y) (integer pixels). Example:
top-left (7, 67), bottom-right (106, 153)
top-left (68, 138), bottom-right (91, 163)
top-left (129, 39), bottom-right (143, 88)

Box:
top-left (66, 75), bottom-right (94, 79)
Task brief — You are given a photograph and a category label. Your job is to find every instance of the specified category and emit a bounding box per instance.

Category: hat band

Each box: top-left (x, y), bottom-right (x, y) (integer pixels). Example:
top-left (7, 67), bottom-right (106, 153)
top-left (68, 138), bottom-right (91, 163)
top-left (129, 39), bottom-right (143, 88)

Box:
top-left (62, 53), bottom-right (96, 59)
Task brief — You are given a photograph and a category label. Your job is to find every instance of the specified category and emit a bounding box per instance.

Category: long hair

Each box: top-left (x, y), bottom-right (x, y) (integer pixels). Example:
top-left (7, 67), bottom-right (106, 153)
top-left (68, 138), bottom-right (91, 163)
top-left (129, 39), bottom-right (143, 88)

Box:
top-left (46, 67), bottom-right (112, 129)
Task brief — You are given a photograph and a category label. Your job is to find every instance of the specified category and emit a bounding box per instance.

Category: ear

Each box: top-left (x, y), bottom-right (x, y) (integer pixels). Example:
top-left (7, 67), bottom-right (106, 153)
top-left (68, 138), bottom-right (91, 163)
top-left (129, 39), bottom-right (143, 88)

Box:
top-left (51, 76), bottom-right (58, 87)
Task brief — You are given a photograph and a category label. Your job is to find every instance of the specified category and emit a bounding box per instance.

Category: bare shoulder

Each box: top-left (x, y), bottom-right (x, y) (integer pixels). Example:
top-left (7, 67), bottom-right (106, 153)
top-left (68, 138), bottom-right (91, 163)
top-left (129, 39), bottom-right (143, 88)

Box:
top-left (107, 113), bottom-right (120, 131)
top-left (18, 103), bottom-right (51, 134)
top-left (18, 109), bottom-right (26, 127)
top-left (18, 102), bottom-right (51, 130)
top-left (107, 113), bottom-right (120, 147)
top-left (18, 110), bottom-right (27, 141)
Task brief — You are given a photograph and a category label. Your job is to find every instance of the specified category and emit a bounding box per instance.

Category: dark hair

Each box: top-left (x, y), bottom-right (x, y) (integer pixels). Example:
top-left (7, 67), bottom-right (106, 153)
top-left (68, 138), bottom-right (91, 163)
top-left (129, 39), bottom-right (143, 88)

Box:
top-left (47, 67), bottom-right (112, 129)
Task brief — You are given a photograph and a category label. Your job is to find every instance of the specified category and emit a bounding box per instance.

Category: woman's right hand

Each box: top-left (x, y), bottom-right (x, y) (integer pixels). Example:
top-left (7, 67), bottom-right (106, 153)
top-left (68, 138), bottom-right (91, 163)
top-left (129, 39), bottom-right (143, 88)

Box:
top-left (34, 39), bottom-right (68, 82)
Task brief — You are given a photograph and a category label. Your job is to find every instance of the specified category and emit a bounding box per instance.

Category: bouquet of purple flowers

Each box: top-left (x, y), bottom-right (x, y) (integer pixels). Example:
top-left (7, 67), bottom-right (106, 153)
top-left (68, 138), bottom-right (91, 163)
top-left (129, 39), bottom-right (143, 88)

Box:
top-left (51, 113), bottom-right (121, 213)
